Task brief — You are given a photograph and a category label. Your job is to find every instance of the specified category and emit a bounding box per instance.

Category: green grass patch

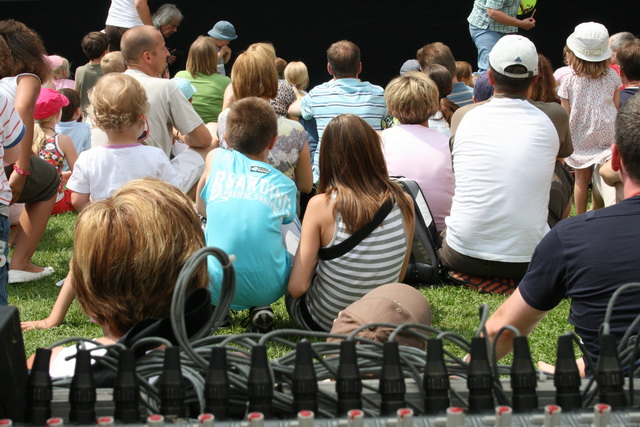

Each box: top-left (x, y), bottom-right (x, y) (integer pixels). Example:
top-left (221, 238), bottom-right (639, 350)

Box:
top-left (11, 211), bottom-right (575, 364)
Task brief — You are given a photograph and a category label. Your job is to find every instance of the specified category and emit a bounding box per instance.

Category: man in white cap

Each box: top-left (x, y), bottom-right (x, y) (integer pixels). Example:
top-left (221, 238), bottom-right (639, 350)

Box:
top-left (207, 20), bottom-right (237, 76)
top-left (485, 94), bottom-right (640, 370)
top-left (439, 35), bottom-right (573, 285)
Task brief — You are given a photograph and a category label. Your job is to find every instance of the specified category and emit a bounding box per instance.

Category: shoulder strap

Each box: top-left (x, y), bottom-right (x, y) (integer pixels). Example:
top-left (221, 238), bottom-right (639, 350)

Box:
top-left (318, 198), bottom-right (394, 261)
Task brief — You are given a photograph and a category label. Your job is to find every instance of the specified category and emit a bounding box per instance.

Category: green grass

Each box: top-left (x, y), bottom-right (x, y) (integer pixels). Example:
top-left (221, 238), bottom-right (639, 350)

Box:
top-left (11, 211), bottom-right (575, 364)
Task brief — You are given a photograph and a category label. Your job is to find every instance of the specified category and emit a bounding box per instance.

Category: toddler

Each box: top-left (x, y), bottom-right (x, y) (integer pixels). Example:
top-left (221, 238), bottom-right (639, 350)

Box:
top-left (33, 88), bottom-right (78, 214)
top-left (67, 73), bottom-right (181, 211)
top-left (558, 22), bottom-right (621, 214)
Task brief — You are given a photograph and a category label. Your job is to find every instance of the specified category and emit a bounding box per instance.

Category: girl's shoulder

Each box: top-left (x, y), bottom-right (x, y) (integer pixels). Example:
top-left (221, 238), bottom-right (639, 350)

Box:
top-left (308, 192), bottom-right (334, 213)
top-left (603, 67), bottom-right (622, 85)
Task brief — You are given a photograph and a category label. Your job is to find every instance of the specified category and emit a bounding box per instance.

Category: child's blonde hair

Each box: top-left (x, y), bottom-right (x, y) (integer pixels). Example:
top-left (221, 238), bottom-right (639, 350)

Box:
top-left (100, 51), bottom-right (126, 74)
top-left (52, 57), bottom-right (70, 79)
top-left (89, 73), bottom-right (148, 133)
top-left (566, 47), bottom-right (610, 79)
top-left (284, 61), bottom-right (309, 100)
top-left (32, 114), bottom-right (58, 154)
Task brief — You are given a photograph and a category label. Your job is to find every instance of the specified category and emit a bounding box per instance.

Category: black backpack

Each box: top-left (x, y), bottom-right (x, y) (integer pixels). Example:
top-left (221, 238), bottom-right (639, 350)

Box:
top-left (392, 177), bottom-right (443, 285)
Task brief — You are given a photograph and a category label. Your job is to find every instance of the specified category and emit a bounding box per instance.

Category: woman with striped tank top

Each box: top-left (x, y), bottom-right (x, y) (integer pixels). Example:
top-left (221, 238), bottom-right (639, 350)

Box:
top-left (286, 114), bottom-right (415, 331)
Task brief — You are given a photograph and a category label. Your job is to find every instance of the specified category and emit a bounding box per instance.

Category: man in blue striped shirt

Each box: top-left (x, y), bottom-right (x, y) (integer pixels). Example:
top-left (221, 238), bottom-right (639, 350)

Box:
top-left (289, 40), bottom-right (386, 184)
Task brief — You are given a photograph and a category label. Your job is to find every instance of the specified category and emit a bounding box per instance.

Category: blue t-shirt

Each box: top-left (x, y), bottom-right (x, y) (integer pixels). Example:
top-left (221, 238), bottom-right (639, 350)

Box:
top-left (300, 78), bottom-right (386, 183)
top-left (201, 149), bottom-right (297, 310)
top-left (519, 196), bottom-right (640, 364)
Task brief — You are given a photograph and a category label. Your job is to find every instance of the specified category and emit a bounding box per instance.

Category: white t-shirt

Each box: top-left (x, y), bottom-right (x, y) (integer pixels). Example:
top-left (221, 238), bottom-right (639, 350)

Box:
top-left (124, 69), bottom-right (204, 156)
top-left (105, 0), bottom-right (143, 28)
top-left (67, 143), bottom-right (181, 201)
top-left (50, 342), bottom-right (105, 378)
top-left (0, 93), bottom-right (24, 205)
top-left (446, 96), bottom-right (559, 262)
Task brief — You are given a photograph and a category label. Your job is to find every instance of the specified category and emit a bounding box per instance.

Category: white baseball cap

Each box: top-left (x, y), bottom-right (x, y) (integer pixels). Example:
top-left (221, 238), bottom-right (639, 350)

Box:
top-left (566, 22), bottom-right (611, 63)
top-left (489, 35), bottom-right (538, 78)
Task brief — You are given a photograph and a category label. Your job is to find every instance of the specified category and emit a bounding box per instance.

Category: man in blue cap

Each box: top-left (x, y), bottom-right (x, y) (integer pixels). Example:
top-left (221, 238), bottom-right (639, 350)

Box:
top-left (207, 20), bottom-right (237, 76)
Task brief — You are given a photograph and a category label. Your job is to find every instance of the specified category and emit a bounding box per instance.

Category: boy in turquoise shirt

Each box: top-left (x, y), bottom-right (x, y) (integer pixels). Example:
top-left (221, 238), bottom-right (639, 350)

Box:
top-left (196, 97), bottom-right (296, 332)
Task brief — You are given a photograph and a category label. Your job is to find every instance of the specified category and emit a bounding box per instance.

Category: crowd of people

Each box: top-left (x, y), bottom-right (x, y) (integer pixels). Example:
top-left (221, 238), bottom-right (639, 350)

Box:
top-left (1, 0), bottom-right (640, 375)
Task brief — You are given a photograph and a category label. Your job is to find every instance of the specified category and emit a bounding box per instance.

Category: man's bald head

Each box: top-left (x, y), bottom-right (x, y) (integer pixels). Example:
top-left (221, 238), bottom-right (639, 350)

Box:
top-left (121, 25), bottom-right (167, 76)
top-left (121, 25), bottom-right (161, 64)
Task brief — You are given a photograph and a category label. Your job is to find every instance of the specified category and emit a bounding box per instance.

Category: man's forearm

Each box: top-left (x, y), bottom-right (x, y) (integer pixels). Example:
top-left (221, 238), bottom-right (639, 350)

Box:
top-left (487, 8), bottom-right (535, 30)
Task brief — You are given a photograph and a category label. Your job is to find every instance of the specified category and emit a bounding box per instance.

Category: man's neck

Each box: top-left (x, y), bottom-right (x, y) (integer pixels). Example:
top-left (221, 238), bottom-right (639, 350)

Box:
top-left (127, 64), bottom-right (153, 77)
top-left (493, 89), bottom-right (529, 98)
top-left (89, 58), bottom-right (101, 65)
top-left (624, 182), bottom-right (640, 199)
top-left (333, 75), bottom-right (358, 81)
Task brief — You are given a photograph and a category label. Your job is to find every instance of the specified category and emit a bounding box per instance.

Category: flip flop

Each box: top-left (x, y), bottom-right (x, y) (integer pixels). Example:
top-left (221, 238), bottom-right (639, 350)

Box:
top-left (8, 266), bottom-right (55, 284)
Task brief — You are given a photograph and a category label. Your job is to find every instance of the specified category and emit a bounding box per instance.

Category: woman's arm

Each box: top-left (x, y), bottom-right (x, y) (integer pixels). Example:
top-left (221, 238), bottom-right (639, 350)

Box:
top-left (294, 141), bottom-right (313, 194)
top-left (10, 75), bottom-right (41, 203)
top-left (398, 193), bottom-right (415, 282)
top-left (134, 0), bottom-right (153, 25)
top-left (287, 195), bottom-right (329, 298)
top-left (222, 85), bottom-right (234, 110)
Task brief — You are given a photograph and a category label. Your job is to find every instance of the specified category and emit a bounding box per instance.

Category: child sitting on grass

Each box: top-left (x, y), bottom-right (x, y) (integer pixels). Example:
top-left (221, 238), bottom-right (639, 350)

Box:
top-left (196, 96), bottom-right (297, 333)
top-left (26, 178), bottom-right (208, 374)
top-left (66, 73), bottom-right (181, 210)
top-left (21, 73), bottom-right (183, 330)
top-left (56, 89), bottom-right (91, 164)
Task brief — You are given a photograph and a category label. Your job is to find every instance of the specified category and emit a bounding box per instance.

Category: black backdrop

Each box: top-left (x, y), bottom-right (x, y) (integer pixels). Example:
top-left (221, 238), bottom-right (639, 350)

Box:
top-left (1, 1), bottom-right (637, 88)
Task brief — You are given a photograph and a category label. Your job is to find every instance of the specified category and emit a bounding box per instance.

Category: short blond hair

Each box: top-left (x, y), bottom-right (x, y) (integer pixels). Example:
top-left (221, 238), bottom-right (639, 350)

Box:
top-left (284, 61), bottom-right (309, 99)
top-left (385, 71), bottom-right (439, 124)
top-left (100, 51), bottom-right (126, 74)
top-left (72, 178), bottom-right (207, 337)
top-left (247, 42), bottom-right (276, 63)
top-left (231, 50), bottom-right (278, 100)
top-left (186, 36), bottom-right (218, 76)
top-left (89, 73), bottom-right (148, 133)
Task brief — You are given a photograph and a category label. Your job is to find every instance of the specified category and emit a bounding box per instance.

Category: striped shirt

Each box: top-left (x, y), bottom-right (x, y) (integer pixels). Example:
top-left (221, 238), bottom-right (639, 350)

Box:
top-left (300, 78), bottom-right (386, 183)
top-left (0, 93), bottom-right (25, 205)
top-left (467, 0), bottom-right (519, 34)
top-left (305, 203), bottom-right (408, 331)
top-left (448, 82), bottom-right (474, 107)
